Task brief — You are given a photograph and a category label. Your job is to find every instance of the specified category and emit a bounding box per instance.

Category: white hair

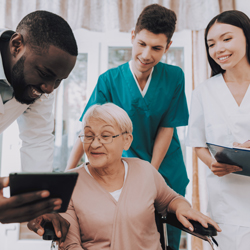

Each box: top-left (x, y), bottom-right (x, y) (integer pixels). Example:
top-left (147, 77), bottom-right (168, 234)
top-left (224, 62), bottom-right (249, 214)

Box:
top-left (82, 103), bottom-right (133, 134)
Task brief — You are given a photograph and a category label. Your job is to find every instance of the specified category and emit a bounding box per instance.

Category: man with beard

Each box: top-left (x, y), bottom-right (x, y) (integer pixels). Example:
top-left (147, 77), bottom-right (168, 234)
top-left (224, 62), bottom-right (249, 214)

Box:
top-left (0, 10), bottom-right (77, 245)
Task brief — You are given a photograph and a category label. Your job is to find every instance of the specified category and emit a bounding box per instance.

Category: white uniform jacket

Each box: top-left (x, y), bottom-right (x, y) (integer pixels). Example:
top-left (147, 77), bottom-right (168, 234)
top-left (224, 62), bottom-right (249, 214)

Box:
top-left (0, 53), bottom-right (54, 172)
top-left (187, 74), bottom-right (250, 227)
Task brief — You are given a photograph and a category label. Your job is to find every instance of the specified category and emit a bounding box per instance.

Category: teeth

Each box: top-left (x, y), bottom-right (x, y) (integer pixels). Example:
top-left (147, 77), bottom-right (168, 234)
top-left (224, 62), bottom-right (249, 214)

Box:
top-left (32, 87), bottom-right (42, 96)
top-left (138, 58), bottom-right (150, 65)
top-left (219, 55), bottom-right (230, 60)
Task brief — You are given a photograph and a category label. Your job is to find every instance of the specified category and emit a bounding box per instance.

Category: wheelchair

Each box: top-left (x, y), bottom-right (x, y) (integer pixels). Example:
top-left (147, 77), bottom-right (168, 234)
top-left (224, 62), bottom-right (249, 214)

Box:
top-left (43, 212), bottom-right (219, 250)
top-left (155, 211), bottom-right (218, 250)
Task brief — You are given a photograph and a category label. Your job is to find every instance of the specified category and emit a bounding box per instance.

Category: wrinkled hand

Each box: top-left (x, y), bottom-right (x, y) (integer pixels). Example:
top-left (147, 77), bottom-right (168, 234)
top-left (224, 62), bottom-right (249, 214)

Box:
top-left (233, 141), bottom-right (250, 148)
top-left (28, 213), bottom-right (70, 247)
top-left (210, 160), bottom-right (242, 177)
top-left (175, 207), bottom-right (221, 232)
top-left (0, 177), bottom-right (62, 224)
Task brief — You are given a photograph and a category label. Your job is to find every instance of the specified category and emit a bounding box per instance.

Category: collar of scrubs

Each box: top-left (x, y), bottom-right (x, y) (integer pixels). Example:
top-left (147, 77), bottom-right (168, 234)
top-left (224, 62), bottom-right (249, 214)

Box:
top-left (129, 60), bottom-right (154, 97)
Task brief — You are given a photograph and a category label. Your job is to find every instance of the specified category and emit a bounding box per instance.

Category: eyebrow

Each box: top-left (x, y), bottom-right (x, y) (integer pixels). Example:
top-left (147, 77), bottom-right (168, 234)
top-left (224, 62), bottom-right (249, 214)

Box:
top-left (207, 31), bottom-right (233, 42)
top-left (84, 124), bottom-right (114, 129)
top-left (138, 39), bottom-right (164, 49)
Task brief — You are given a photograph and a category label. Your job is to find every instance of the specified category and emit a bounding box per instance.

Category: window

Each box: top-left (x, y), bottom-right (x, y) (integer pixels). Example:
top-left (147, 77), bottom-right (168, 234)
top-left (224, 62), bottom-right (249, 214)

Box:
top-left (53, 53), bottom-right (88, 171)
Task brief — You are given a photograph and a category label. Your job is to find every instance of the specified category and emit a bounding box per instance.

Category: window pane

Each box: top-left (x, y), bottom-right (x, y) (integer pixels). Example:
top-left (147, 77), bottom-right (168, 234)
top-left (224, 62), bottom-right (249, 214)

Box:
top-left (108, 47), bottom-right (132, 69)
top-left (161, 47), bottom-right (184, 71)
top-left (52, 53), bottom-right (88, 172)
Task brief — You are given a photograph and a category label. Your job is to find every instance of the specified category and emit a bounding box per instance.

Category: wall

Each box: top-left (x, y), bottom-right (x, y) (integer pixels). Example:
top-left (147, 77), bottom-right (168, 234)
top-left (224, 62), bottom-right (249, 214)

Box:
top-left (236, 0), bottom-right (250, 17)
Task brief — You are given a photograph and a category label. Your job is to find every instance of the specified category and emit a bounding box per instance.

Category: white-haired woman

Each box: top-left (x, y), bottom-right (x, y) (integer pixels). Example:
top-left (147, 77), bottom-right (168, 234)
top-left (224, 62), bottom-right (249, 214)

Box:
top-left (60, 103), bottom-right (220, 250)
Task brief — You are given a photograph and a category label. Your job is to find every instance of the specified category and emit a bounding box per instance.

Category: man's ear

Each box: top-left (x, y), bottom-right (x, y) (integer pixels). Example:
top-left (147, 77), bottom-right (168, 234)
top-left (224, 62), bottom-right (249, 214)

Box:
top-left (164, 41), bottom-right (173, 53)
top-left (9, 33), bottom-right (24, 57)
top-left (123, 133), bottom-right (133, 151)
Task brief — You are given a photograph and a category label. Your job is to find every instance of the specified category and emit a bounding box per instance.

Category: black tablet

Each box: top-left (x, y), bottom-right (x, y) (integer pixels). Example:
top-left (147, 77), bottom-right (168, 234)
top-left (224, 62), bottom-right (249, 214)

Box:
top-left (9, 172), bottom-right (79, 212)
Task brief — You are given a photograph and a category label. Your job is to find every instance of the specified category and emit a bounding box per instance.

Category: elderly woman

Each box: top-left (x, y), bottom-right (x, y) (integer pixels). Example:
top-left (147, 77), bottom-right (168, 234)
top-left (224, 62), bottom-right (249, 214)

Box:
top-left (60, 103), bottom-right (220, 250)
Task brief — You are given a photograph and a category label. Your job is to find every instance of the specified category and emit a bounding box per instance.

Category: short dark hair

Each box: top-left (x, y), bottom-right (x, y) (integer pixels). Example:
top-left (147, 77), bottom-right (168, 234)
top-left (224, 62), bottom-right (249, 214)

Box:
top-left (135, 4), bottom-right (176, 44)
top-left (205, 10), bottom-right (250, 76)
top-left (16, 10), bottom-right (78, 56)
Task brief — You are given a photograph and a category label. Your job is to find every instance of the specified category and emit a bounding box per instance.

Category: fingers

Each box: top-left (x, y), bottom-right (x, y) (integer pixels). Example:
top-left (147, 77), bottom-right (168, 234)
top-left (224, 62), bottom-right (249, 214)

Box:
top-left (59, 217), bottom-right (70, 246)
top-left (3, 190), bottom-right (51, 210)
top-left (51, 214), bottom-right (62, 238)
top-left (234, 140), bottom-right (250, 148)
top-left (51, 214), bottom-right (70, 247)
top-left (0, 198), bottom-right (62, 224)
top-left (0, 177), bottom-right (9, 189)
top-left (177, 214), bottom-right (195, 231)
top-left (27, 213), bottom-right (69, 247)
top-left (177, 209), bottom-right (222, 233)
top-left (233, 142), bottom-right (240, 147)
top-left (27, 216), bottom-right (45, 236)
top-left (211, 162), bottom-right (242, 177)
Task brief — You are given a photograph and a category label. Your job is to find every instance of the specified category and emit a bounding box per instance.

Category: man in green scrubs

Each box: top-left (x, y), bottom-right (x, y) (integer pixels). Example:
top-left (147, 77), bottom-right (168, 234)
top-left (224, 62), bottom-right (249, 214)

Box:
top-left (67, 4), bottom-right (189, 249)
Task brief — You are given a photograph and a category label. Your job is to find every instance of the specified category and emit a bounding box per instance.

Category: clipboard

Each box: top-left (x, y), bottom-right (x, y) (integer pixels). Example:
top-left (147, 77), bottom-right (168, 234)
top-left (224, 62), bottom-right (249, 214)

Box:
top-left (206, 142), bottom-right (250, 177)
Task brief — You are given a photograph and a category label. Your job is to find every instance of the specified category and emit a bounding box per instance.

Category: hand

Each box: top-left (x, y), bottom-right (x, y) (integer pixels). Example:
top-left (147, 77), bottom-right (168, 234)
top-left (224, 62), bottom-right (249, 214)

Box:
top-left (233, 141), bottom-right (250, 148)
top-left (0, 177), bottom-right (62, 224)
top-left (28, 213), bottom-right (70, 247)
top-left (175, 207), bottom-right (221, 232)
top-left (210, 160), bottom-right (242, 177)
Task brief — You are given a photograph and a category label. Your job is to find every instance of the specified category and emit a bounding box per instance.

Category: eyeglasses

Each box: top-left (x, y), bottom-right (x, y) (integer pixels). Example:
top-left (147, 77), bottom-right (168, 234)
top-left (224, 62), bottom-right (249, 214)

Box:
top-left (79, 132), bottom-right (128, 144)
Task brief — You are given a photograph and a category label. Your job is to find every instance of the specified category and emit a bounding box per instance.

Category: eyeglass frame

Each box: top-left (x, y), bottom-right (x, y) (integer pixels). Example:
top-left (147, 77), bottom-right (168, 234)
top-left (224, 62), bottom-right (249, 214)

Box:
top-left (78, 131), bottom-right (128, 144)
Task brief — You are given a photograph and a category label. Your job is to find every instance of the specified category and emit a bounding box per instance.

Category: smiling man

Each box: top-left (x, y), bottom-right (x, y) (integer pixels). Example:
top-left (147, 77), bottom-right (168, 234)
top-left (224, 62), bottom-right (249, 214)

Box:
top-left (0, 11), bottom-right (77, 228)
top-left (0, 11), bottom-right (77, 171)
top-left (66, 4), bottom-right (188, 250)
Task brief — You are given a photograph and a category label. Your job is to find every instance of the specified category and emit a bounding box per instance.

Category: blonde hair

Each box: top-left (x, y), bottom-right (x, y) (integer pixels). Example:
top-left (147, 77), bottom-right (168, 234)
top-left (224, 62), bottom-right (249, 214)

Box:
top-left (82, 103), bottom-right (133, 134)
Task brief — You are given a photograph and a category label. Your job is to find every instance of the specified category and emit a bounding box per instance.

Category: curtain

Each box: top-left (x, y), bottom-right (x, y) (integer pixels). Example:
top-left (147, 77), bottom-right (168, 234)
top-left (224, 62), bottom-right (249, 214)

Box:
top-left (0, 0), bottom-right (234, 32)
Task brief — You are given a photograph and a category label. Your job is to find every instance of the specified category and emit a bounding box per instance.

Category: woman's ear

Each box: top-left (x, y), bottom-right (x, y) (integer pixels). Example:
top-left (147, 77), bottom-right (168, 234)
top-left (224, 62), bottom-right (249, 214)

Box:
top-left (9, 33), bottom-right (24, 58)
top-left (123, 133), bottom-right (133, 151)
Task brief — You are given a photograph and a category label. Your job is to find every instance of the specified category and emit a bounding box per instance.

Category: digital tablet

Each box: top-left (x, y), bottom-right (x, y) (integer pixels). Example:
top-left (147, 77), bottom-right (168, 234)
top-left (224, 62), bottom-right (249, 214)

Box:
top-left (9, 172), bottom-right (79, 212)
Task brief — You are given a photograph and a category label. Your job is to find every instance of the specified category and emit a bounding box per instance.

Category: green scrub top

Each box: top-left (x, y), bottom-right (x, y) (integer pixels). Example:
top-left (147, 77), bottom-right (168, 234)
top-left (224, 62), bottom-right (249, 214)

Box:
top-left (80, 62), bottom-right (189, 193)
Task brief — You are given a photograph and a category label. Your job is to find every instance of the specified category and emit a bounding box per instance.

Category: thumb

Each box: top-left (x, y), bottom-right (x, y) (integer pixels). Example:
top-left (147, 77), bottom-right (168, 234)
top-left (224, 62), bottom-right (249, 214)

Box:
top-left (27, 218), bottom-right (45, 236)
top-left (0, 177), bottom-right (9, 189)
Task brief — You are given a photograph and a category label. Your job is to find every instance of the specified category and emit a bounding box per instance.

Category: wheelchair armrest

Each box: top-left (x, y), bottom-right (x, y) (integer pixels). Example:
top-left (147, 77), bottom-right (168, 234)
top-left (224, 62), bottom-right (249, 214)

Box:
top-left (161, 212), bottom-right (217, 241)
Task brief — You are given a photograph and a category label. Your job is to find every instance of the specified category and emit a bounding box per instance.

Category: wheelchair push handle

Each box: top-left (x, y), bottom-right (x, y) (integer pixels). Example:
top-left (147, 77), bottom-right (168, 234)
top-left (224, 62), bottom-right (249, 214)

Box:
top-left (43, 222), bottom-right (60, 241)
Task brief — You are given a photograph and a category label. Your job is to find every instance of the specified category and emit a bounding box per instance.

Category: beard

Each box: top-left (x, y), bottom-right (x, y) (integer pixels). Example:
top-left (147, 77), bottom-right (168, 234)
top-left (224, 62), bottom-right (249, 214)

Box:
top-left (11, 55), bottom-right (38, 105)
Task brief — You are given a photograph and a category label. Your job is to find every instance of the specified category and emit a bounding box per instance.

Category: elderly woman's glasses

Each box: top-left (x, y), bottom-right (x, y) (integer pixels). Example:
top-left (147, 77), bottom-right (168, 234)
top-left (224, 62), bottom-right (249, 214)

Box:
top-left (79, 132), bottom-right (128, 144)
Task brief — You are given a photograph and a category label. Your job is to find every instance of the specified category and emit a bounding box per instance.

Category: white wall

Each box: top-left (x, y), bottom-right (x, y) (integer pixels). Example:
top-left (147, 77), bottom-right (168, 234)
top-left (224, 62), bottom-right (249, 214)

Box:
top-left (236, 0), bottom-right (250, 17)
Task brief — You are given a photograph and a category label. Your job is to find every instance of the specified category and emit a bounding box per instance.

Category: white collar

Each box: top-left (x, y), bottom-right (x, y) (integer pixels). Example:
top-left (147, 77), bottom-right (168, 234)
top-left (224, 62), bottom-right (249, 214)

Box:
top-left (129, 60), bottom-right (153, 97)
top-left (0, 29), bottom-right (11, 83)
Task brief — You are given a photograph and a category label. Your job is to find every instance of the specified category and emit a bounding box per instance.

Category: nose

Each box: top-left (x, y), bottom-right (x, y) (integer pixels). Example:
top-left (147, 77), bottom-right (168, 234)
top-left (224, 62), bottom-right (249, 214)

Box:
top-left (141, 47), bottom-right (151, 60)
top-left (40, 81), bottom-right (55, 94)
top-left (215, 42), bottom-right (225, 54)
top-left (91, 136), bottom-right (102, 148)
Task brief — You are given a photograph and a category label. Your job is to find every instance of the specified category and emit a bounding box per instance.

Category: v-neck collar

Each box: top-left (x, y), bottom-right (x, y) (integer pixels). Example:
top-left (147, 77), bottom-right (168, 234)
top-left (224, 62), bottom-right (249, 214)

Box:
top-left (218, 74), bottom-right (250, 110)
top-left (121, 62), bottom-right (163, 111)
top-left (83, 160), bottom-right (130, 204)
top-left (128, 60), bottom-right (153, 97)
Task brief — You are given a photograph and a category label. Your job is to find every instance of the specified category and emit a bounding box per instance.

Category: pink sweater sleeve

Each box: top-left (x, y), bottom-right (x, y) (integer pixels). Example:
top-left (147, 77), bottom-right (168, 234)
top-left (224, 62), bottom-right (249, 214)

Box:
top-left (152, 167), bottom-right (185, 215)
top-left (59, 200), bottom-right (83, 250)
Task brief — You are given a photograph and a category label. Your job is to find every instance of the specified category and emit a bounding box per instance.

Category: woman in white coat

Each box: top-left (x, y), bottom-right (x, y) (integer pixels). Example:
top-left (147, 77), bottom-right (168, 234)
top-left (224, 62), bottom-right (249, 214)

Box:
top-left (187, 10), bottom-right (250, 250)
